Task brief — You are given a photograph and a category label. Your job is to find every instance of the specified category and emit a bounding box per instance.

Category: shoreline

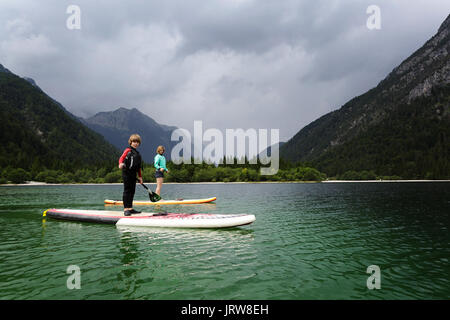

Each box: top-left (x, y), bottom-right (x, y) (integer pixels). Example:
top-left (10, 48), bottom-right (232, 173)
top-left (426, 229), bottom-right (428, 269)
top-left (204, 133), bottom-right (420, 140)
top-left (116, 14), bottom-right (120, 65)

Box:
top-left (322, 179), bottom-right (450, 183)
top-left (1, 180), bottom-right (450, 186)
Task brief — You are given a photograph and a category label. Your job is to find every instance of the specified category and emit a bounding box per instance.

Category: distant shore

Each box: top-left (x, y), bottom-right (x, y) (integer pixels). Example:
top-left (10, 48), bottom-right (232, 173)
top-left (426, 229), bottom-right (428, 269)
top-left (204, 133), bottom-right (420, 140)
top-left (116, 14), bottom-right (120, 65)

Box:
top-left (322, 180), bottom-right (450, 183)
top-left (1, 180), bottom-right (450, 186)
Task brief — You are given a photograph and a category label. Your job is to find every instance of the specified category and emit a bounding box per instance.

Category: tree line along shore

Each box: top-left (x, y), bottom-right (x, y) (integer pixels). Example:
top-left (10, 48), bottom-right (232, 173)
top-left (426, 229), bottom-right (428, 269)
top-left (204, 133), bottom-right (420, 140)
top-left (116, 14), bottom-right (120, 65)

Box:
top-left (0, 157), bottom-right (422, 185)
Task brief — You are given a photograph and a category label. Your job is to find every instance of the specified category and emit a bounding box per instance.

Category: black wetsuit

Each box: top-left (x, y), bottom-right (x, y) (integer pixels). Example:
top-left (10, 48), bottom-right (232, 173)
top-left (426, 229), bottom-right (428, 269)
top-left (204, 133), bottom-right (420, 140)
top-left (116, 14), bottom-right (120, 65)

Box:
top-left (119, 146), bottom-right (142, 208)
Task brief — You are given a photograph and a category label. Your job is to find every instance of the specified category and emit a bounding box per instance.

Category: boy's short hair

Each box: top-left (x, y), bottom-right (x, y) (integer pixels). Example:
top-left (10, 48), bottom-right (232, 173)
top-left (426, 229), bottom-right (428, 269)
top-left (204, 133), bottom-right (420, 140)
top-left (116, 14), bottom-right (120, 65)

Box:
top-left (128, 134), bottom-right (142, 145)
top-left (156, 145), bottom-right (165, 153)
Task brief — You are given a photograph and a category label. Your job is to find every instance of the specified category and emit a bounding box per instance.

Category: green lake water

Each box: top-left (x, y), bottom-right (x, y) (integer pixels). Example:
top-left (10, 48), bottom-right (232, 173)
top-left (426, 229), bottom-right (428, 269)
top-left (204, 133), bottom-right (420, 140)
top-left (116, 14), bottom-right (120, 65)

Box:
top-left (0, 182), bottom-right (449, 299)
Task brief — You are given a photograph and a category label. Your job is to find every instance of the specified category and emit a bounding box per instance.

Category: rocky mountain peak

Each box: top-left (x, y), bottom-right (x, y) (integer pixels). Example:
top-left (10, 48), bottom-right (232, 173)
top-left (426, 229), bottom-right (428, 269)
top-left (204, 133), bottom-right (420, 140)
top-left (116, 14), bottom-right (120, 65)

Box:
top-left (438, 13), bottom-right (450, 34)
top-left (84, 107), bottom-right (179, 161)
top-left (388, 13), bottom-right (449, 103)
top-left (0, 64), bottom-right (11, 73)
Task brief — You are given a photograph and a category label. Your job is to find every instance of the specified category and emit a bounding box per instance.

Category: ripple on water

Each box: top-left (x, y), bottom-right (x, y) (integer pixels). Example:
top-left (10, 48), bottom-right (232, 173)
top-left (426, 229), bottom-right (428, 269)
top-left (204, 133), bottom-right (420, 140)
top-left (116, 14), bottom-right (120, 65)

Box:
top-left (0, 183), bottom-right (449, 299)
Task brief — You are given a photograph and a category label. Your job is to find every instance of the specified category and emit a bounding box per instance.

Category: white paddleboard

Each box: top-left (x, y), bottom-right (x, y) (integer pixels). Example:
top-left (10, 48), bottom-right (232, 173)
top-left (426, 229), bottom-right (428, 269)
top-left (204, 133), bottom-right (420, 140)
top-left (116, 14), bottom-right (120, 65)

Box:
top-left (43, 208), bottom-right (255, 229)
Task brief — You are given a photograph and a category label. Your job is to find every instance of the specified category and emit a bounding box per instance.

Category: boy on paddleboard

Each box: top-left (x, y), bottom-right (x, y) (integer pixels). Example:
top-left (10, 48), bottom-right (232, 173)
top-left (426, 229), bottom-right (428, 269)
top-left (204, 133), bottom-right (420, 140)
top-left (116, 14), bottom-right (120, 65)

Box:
top-left (119, 134), bottom-right (143, 216)
top-left (154, 145), bottom-right (169, 198)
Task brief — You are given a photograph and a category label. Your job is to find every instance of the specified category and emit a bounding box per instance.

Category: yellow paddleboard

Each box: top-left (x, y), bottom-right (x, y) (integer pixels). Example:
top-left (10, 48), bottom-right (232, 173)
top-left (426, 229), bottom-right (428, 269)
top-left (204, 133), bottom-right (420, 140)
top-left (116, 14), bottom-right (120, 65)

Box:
top-left (104, 197), bottom-right (217, 206)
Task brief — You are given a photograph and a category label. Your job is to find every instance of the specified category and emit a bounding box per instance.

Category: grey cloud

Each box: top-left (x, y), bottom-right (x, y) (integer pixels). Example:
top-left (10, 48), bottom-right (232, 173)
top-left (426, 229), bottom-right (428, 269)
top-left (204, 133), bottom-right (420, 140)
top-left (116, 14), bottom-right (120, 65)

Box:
top-left (0, 0), bottom-right (449, 141)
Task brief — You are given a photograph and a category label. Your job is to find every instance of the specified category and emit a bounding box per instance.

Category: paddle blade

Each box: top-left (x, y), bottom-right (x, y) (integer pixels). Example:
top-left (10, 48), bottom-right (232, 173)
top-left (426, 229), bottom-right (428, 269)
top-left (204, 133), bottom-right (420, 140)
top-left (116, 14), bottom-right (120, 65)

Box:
top-left (147, 190), bottom-right (161, 202)
top-left (152, 192), bottom-right (162, 202)
top-left (148, 191), bottom-right (156, 202)
top-left (140, 182), bottom-right (161, 202)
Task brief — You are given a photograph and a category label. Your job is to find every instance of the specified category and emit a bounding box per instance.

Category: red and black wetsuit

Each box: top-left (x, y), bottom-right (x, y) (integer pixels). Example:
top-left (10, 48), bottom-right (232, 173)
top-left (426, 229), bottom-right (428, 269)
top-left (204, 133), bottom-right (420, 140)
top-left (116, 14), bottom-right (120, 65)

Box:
top-left (119, 146), bottom-right (142, 208)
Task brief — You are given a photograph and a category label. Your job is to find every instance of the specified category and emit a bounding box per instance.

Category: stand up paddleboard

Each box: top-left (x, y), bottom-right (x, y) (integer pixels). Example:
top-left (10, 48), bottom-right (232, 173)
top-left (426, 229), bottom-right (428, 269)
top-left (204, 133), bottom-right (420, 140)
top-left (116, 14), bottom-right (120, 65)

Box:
top-left (43, 208), bottom-right (255, 228)
top-left (104, 197), bottom-right (217, 206)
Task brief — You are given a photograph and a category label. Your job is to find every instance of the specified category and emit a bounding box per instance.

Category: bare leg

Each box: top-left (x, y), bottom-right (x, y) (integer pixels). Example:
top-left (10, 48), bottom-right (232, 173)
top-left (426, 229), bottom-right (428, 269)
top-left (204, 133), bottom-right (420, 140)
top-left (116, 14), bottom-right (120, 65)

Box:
top-left (156, 177), bottom-right (163, 195)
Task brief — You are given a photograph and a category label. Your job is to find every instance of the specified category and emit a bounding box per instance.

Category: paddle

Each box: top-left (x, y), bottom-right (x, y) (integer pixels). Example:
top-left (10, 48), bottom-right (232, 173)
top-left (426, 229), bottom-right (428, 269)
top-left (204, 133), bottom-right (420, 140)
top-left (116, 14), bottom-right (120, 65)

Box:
top-left (139, 182), bottom-right (161, 202)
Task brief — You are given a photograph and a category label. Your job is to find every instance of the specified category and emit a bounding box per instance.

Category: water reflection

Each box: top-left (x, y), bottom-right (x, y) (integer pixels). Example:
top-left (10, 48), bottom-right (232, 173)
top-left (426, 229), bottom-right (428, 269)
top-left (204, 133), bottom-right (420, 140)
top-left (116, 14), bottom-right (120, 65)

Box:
top-left (116, 232), bottom-right (142, 298)
top-left (116, 225), bottom-right (254, 243)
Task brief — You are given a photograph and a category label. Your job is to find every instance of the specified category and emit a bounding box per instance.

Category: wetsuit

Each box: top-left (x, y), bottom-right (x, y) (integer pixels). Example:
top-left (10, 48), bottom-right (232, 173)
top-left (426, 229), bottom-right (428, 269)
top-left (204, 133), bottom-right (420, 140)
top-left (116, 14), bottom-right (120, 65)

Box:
top-left (119, 146), bottom-right (142, 208)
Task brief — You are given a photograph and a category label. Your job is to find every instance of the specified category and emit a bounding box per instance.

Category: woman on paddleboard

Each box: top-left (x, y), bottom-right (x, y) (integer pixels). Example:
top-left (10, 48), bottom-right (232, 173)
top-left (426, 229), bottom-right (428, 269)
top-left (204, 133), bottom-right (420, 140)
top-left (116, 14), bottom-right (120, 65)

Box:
top-left (154, 145), bottom-right (169, 198)
top-left (119, 134), bottom-right (143, 216)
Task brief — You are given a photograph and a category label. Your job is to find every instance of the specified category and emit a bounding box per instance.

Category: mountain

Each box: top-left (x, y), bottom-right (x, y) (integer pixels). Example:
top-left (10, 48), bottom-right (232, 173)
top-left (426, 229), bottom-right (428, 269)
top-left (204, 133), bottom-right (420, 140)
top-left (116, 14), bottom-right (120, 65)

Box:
top-left (83, 108), bottom-right (178, 163)
top-left (0, 63), bottom-right (119, 171)
top-left (0, 64), bottom-right (11, 73)
top-left (258, 141), bottom-right (285, 161)
top-left (281, 14), bottom-right (450, 179)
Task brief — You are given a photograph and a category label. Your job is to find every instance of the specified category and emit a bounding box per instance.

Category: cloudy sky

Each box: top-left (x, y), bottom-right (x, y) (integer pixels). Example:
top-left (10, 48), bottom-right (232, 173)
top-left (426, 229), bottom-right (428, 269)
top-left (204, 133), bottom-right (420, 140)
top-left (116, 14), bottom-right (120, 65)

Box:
top-left (0, 0), bottom-right (449, 141)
